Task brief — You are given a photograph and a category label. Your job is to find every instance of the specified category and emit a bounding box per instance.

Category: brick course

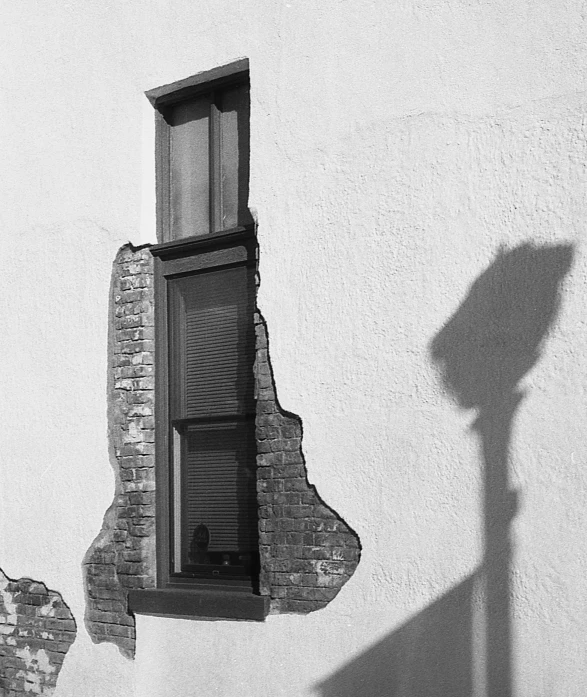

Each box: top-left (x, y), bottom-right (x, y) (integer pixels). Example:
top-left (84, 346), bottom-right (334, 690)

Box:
top-left (0, 568), bottom-right (76, 697)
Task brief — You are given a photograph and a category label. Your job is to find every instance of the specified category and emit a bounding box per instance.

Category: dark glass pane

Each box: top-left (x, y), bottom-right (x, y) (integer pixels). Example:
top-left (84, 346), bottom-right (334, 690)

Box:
top-left (179, 421), bottom-right (258, 573)
top-left (219, 85), bottom-right (252, 230)
top-left (169, 97), bottom-right (210, 238)
top-left (169, 266), bottom-right (255, 420)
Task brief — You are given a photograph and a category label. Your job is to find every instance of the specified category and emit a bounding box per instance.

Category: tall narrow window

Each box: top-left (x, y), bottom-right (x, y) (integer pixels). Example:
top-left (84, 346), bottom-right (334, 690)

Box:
top-left (130, 60), bottom-right (267, 620)
top-left (168, 264), bottom-right (258, 581)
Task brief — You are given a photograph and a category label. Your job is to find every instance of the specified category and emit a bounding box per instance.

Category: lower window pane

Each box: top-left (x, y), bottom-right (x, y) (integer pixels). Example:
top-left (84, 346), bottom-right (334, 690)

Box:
top-left (174, 420), bottom-right (258, 578)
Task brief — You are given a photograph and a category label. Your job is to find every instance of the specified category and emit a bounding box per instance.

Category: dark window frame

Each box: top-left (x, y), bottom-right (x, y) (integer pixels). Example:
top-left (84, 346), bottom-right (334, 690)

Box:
top-left (145, 58), bottom-right (252, 243)
top-left (129, 60), bottom-right (268, 621)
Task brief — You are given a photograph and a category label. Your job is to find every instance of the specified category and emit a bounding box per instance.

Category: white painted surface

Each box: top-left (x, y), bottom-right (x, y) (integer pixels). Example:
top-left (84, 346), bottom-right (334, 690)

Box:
top-left (0, 1), bottom-right (586, 696)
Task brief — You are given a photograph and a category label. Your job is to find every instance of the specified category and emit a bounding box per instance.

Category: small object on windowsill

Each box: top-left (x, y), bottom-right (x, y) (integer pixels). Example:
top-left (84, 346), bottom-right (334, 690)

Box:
top-left (222, 554), bottom-right (230, 566)
top-left (190, 523), bottom-right (211, 565)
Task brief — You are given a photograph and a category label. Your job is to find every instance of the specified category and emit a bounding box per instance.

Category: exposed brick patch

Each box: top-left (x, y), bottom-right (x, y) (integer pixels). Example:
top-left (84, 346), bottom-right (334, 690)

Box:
top-left (0, 567), bottom-right (76, 697)
top-left (84, 243), bottom-right (360, 653)
top-left (83, 244), bottom-right (155, 659)
top-left (254, 312), bottom-right (361, 613)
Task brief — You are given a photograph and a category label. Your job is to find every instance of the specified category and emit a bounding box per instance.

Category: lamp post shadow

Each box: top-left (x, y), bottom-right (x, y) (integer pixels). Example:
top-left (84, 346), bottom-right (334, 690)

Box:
top-left (430, 242), bottom-right (574, 697)
top-left (314, 242), bottom-right (573, 697)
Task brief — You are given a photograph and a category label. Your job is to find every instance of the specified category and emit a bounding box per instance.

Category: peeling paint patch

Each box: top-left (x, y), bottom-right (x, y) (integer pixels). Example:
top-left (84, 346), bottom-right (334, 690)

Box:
top-left (0, 567), bottom-right (76, 697)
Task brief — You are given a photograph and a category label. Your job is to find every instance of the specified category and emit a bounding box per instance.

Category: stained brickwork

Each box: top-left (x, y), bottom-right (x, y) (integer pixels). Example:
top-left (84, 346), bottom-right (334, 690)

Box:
top-left (84, 245), bottom-right (155, 659)
top-left (254, 313), bottom-right (361, 613)
top-left (0, 568), bottom-right (76, 697)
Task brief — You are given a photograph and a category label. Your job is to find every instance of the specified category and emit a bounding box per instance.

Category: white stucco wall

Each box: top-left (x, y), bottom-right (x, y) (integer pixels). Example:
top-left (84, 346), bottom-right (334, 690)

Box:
top-left (1, 2), bottom-right (586, 696)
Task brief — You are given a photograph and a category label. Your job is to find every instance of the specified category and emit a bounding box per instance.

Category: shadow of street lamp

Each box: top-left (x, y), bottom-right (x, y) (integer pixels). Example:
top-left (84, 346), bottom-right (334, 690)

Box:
top-left (430, 243), bottom-right (573, 697)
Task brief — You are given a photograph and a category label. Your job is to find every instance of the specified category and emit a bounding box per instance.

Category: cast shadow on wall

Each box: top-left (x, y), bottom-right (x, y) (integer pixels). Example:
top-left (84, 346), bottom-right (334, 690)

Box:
top-left (316, 242), bottom-right (573, 697)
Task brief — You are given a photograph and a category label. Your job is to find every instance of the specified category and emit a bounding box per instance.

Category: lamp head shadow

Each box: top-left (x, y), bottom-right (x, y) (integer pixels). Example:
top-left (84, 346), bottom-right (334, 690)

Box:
top-left (430, 243), bottom-right (574, 411)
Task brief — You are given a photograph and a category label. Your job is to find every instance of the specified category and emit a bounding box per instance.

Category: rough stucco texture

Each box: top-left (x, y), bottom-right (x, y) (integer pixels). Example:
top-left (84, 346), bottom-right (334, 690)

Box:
top-left (0, 568), bottom-right (76, 697)
top-left (84, 245), bottom-right (156, 659)
top-left (2, 2), bottom-right (587, 696)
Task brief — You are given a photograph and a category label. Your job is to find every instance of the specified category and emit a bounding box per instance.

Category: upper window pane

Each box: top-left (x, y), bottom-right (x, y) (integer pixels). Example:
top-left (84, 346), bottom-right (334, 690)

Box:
top-left (165, 80), bottom-right (251, 241)
top-left (170, 96), bottom-right (211, 239)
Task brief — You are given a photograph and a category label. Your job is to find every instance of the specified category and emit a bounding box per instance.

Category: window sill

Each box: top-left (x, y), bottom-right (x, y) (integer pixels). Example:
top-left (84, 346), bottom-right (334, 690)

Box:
top-left (128, 588), bottom-right (269, 621)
